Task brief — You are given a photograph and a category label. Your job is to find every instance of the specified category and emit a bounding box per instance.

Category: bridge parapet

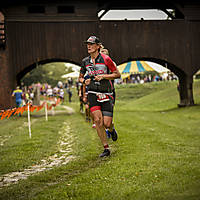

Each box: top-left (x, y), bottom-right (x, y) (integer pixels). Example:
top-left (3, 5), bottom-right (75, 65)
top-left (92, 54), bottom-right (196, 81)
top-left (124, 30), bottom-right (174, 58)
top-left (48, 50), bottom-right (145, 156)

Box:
top-left (0, 22), bottom-right (6, 49)
top-left (0, 0), bottom-right (200, 109)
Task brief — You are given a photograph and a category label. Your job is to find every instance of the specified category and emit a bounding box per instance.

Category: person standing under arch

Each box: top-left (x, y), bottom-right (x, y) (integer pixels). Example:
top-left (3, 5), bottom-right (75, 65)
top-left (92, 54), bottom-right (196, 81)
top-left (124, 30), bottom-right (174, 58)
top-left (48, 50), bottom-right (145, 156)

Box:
top-left (79, 36), bottom-right (121, 157)
top-left (12, 86), bottom-right (23, 116)
top-left (12, 86), bottom-right (23, 108)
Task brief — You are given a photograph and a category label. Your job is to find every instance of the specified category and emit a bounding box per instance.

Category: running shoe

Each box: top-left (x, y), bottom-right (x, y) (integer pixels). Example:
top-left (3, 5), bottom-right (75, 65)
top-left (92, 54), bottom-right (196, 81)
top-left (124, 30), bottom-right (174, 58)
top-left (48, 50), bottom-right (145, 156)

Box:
top-left (109, 128), bottom-right (118, 141)
top-left (99, 149), bottom-right (110, 157)
top-left (105, 129), bottom-right (111, 138)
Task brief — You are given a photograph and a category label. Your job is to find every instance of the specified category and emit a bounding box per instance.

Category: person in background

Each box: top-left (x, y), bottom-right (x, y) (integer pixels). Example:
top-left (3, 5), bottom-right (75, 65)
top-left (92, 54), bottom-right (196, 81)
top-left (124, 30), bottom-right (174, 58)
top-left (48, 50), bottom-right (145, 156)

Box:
top-left (12, 86), bottom-right (23, 108)
top-left (53, 85), bottom-right (59, 97)
top-left (79, 82), bottom-right (84, 113)
top-left (29, 89), bottom-right (34, 102)
top-left (68, 78), bottom-right (73, 87)
top-left (12, 86), bottom-right (23, 116)
top-left (46, 85), bottom-right (53, 98)
top-left (57, 81), bottom-right (63, 89)
top-left (82, 75), bottom-right (91, 122)
top-left (25, 90), bottom-right (30, 104)
top-left (76, 79), bottom-right (80, 95)
top-left (100, 46), bottom-right (117, 139)
top-left (67, 87), bottom-right (72, 102)
top-left (58, 86), bottom-right (65, 104)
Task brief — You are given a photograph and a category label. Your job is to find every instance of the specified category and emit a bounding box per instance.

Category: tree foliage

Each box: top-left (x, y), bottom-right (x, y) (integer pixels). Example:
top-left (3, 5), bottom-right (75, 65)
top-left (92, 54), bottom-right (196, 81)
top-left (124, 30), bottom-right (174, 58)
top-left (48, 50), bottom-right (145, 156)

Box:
top-left (21, 62), bottom-right (74, 86)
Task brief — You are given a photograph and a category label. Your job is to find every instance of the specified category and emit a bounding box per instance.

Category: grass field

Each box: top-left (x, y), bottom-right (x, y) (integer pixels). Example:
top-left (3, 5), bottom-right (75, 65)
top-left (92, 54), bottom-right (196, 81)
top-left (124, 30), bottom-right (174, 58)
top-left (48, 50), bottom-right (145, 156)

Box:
top-left (0, 80), bottom-right (200, 200)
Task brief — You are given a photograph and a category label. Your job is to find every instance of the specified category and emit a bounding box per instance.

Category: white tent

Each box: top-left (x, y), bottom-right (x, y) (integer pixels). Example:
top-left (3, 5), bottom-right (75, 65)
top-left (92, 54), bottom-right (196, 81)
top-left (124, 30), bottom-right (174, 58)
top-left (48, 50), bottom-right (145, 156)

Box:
top-left (62, 71), bottom-right (80, 78)
top-left (145, 61), bottom-right (170, 73)
top-left (64, 63), bottom-right (80, 72)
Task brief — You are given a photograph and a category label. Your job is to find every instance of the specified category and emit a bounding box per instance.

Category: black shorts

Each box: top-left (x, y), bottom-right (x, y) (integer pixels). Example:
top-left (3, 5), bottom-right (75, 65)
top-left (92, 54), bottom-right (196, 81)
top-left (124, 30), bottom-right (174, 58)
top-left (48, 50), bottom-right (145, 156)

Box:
top-left (88, 93), bottom-right (113, 117)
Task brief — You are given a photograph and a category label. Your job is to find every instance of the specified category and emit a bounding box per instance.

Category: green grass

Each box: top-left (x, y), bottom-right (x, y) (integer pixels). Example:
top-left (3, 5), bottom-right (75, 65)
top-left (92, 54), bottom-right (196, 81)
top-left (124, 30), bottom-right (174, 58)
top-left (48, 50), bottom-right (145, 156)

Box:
top-left (0, 80), bottom-right (200, 200)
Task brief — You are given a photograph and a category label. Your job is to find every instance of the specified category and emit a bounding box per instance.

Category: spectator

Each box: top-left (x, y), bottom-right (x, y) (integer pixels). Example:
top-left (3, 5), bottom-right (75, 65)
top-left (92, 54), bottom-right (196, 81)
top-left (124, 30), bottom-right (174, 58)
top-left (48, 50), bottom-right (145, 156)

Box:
top-left (12, 86), bottom-right (23, 116)
top-left (46, 85), bottom-right (53, 98)
top-left (58, 87), bottom-right (65, 104)
top-left (12, 86), bottom-right (23, 108)
top-left (67, 88), bottom-right (72, 102)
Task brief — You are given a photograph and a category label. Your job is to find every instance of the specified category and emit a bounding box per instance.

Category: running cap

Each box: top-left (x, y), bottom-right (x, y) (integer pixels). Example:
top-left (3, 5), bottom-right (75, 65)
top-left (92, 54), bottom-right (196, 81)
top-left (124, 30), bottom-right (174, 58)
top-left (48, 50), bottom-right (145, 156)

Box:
top-left (84, 36), bottom-right (101, 44)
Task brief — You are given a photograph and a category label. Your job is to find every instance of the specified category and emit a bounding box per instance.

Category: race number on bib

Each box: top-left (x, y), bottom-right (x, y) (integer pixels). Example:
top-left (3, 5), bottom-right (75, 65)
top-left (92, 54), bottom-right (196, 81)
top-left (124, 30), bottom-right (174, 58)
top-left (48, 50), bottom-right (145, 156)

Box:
top-left (96, 93), bottom-right (110, 102)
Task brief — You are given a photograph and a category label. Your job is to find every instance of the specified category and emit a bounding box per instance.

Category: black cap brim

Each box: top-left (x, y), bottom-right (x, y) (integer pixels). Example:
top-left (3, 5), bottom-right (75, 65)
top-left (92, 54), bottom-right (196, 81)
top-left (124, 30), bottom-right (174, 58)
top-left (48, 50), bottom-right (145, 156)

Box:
top-left (84, 41), bottom-right (95, 44)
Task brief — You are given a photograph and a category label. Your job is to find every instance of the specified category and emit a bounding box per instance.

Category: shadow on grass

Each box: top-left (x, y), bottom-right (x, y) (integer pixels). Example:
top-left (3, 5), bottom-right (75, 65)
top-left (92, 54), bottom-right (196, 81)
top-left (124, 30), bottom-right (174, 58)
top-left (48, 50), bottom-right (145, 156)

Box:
top-left (118, 103), bottom-right (200, 114)
top-left (16, 111), bottom-right (74, 118)
top-left (160, 103), bottom-right (200, 113)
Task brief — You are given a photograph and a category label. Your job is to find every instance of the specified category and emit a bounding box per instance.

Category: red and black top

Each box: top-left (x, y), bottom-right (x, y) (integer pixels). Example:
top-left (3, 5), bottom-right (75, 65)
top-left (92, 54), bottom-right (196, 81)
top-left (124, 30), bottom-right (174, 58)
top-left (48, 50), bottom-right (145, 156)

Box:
top-left (80, 53), bottom-right (116, 93)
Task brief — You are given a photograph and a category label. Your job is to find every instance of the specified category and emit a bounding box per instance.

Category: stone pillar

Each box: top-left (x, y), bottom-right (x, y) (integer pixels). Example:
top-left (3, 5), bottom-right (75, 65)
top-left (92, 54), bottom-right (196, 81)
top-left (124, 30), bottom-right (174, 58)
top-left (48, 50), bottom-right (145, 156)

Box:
top-left (186, 75), bottom-right (194, 106)
top-left (178, 74), bottom-right (194, 107)
top-left (0, 49), bottom-right (15, 109)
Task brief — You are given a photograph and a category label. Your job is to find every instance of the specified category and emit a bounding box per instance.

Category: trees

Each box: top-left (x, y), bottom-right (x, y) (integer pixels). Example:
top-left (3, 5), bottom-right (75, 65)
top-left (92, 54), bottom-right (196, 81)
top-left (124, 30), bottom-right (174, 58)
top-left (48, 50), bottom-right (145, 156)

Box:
top-left (21, 62), bottom-right (74, 86)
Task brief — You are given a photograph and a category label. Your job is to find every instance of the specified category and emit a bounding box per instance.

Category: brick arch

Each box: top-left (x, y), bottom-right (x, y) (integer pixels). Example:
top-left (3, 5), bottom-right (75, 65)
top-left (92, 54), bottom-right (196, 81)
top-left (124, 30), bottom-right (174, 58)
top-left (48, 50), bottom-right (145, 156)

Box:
top-left (1, 19), bottom-right (200, 108)
top-left (115, 57), bottom-right (194, 106)
top-left (16, 58), bottom-right (81, 85)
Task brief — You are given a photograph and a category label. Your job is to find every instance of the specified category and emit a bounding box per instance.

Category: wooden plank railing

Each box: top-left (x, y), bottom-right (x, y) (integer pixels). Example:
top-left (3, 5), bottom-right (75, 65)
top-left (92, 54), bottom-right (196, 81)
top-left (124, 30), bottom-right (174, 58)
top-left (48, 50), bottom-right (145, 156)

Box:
top-left (0, 22), bottom-right (6, 49)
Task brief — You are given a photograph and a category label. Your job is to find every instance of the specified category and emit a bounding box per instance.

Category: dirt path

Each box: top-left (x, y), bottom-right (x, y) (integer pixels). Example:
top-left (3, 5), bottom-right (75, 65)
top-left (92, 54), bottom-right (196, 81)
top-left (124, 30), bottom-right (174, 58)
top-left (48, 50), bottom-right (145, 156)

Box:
top-left (0, 105), bottom-right (76, 188)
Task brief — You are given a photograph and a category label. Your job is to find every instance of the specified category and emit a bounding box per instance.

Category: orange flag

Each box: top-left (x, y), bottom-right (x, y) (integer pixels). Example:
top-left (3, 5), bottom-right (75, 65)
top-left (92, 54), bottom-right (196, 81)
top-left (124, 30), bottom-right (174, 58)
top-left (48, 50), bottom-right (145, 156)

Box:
top-left (30, 105), bottom-right (37, 112)
top-left (7, 108), bottom-right (16, 119)
top-left (20, 105), bottom-right (27, 115)
top-left (56, 98), bottom-right (61, 105)
top-left (1, 109), bottom-right (11, 120)
top-left (36, 105), bottom-right (43, 112)
top-left (48, 105), bottom-right (53, 110)
top-left (36, 102), bottom-right (45, 112)
top-left (14, 107), bottom-right (22, 115)
top-left (0, 110), bottom-right (4, 117)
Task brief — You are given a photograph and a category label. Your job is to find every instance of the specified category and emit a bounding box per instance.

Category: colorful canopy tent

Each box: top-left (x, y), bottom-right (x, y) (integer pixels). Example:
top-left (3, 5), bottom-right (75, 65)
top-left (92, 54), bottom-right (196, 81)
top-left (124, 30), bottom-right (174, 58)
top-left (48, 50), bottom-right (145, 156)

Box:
top-left (117, 61), bottom-right (169, 79)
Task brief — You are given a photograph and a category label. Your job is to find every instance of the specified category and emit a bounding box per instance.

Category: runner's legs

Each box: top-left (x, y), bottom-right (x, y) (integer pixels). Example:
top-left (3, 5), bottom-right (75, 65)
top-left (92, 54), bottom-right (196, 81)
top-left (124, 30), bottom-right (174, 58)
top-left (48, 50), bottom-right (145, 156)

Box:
top-left (92, 110), bottom-right (108, 146)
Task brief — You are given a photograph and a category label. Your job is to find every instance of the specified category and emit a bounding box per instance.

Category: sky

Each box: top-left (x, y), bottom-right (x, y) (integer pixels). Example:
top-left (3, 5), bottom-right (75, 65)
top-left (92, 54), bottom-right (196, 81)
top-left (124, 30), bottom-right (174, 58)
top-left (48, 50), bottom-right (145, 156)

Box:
top-left (99, 9), bottom-right (169, 20)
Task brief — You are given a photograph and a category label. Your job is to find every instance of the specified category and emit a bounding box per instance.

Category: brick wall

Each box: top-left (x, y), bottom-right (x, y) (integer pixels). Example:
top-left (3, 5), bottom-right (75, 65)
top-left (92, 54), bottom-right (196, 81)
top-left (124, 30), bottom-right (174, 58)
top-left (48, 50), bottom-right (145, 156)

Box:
top-left (0, 49), bottom-right (15, 109)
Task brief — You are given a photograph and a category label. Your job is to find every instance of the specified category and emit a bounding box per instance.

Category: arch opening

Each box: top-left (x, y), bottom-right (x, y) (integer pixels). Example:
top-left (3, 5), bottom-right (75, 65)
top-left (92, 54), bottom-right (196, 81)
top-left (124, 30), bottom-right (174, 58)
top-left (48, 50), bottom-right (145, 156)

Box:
top-left (17, 58), bottom-right (81, 86)
top-left (117, 57), bottom-right (185, 83)
top-left (16, 59), bottom-right (81, 106)
top-left (193, 68), bottom-right (200, 80)
top-left (98, 8), bottom-right (184, 21)
top-left (117, 57), bottom-right (196, 106)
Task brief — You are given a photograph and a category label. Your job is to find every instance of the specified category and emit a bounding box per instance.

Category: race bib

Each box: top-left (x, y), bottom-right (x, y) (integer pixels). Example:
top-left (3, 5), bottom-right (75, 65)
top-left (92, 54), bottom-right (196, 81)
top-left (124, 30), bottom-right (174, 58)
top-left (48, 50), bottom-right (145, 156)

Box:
top-left (96, 93), bottom-right (110, 102)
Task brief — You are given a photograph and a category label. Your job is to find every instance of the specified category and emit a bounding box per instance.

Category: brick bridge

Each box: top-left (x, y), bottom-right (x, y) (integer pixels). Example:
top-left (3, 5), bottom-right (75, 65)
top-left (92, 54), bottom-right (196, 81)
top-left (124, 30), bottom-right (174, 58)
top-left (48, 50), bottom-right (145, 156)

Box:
top-left (0, 0), bottom-right (200, 109)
